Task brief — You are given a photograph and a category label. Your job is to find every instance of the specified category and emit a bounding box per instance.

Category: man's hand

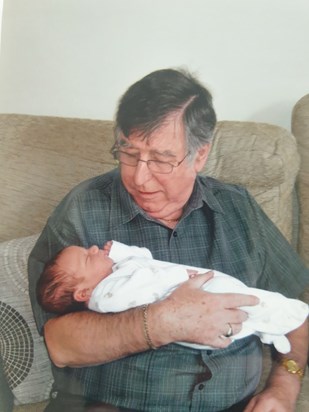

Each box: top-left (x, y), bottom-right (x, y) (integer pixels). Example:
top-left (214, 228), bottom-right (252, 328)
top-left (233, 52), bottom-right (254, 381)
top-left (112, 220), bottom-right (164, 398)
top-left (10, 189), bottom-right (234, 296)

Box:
top-left (149, 272), bottom-right (260, 348)
top-left (244, 387), bottom-right (296, 412)
top-left (244, 320), bottom-right (308, 412)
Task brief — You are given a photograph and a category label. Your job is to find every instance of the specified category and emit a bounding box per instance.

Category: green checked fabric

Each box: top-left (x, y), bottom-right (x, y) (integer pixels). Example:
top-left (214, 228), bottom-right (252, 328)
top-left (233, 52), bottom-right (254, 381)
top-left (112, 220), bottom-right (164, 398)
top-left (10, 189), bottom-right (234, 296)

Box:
top-left (28, 169), bottom-right (309, 412)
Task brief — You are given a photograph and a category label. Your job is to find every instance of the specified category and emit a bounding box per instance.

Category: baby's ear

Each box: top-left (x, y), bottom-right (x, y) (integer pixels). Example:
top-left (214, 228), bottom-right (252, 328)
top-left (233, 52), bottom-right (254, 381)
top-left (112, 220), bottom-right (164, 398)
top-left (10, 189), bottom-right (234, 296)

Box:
top-left (74, 288), bottom-right (91, 302)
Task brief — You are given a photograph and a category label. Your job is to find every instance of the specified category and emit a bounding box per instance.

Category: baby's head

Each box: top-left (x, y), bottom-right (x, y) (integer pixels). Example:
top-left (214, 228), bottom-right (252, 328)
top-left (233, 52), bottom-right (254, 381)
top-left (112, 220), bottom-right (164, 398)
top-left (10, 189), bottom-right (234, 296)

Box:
top-left (37, 244), bottom-right (114, 314)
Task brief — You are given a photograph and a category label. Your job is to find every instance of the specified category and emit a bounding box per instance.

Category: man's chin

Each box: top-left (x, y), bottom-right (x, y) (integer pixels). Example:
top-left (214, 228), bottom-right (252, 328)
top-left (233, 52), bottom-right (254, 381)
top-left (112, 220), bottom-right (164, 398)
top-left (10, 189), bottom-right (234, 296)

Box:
top-left (138, 204), bottom-right (160, 215)
top-left (134, 199), bottom-right (163, 216)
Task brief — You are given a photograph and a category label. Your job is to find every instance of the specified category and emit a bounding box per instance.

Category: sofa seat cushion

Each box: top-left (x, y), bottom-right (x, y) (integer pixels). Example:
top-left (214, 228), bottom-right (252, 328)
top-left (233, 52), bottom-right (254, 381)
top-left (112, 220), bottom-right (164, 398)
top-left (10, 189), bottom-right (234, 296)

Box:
top-left (0, 235), bottom-right (53, 405)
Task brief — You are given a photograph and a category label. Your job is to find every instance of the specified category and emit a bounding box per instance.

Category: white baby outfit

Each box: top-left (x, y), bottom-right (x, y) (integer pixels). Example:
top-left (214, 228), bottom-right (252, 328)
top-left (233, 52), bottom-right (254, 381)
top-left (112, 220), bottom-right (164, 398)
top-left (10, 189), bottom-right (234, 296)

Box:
top-left (88, 241), bottom-right (309, 354)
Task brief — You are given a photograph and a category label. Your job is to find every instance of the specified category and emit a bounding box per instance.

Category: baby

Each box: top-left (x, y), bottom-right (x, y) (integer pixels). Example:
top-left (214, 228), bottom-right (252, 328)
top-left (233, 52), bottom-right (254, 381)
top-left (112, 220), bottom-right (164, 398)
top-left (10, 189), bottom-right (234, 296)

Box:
top-left (37, 240), bottom-right (309, 354)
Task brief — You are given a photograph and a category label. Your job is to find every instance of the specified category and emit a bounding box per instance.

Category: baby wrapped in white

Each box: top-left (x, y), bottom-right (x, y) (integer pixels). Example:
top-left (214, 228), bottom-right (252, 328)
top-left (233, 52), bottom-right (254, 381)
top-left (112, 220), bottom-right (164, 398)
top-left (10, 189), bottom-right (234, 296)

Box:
top-left (89, 241), bottom-right (309, 354)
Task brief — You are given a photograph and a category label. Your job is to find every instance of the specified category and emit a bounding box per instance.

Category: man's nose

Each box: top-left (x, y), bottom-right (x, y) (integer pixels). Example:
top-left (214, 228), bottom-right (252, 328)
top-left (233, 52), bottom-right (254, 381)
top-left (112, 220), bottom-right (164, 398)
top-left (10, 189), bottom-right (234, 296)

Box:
top-left (133, 159), bottom-right (153, 186)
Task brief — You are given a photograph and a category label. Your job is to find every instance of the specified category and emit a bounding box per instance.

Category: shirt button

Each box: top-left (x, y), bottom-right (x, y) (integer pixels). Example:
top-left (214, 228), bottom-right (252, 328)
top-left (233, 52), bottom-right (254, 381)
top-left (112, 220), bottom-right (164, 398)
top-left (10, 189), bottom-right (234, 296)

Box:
top-left (198, 384), bottom-right (205, 390)
top-left (173, 231), bottom-right (178, 237)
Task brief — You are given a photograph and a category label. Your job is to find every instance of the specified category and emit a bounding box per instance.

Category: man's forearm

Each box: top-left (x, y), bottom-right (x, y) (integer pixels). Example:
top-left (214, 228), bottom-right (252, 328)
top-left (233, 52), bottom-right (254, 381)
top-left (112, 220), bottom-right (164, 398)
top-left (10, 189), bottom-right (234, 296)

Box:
top-left (44, 308), bottom-right (152, 367)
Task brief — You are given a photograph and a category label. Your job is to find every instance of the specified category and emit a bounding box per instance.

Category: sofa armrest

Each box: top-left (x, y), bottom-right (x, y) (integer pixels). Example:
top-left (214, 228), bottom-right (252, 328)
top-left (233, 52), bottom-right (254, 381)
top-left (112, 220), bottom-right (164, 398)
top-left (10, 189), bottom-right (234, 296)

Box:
top-left (0, 355), bottom-right (14, 412)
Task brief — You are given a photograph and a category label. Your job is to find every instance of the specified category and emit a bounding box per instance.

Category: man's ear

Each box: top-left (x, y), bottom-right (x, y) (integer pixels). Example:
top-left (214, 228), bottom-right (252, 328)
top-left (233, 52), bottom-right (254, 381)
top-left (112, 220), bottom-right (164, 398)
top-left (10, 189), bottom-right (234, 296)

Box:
top-left (194, 143), bottom-right (212, 172)
top-left (74, 288), bottom-right (91, 302)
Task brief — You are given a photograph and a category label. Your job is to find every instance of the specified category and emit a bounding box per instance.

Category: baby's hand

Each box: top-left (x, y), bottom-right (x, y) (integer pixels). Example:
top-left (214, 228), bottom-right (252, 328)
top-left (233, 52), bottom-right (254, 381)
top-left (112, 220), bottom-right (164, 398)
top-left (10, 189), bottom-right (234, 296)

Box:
top-left (187, 269), bottom-right (208, 279)
top-left (103, 240), bottom-right (113, 255)
top-left (187, 269), bottom-right (199, 278)
top-left (186, 270), bottom-right (213, 279)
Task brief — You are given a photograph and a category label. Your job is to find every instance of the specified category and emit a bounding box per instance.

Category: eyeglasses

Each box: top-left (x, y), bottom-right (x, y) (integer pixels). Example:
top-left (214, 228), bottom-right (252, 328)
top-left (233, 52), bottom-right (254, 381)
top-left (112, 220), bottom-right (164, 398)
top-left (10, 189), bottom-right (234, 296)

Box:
top-left (111, 149), bottom-right (190, 174)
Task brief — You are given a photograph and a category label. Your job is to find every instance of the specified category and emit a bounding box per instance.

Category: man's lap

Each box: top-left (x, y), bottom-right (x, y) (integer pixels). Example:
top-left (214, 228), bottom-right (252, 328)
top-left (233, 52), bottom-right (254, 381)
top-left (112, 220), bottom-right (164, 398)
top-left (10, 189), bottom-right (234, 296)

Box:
top-left (44, 391), bottom-right (252, 412)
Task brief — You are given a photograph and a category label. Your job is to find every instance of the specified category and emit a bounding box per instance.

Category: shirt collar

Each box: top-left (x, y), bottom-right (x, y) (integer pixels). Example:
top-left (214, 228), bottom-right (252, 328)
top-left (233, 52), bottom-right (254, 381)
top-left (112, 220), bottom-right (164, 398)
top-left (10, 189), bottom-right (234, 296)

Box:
top-left (180, 176), bottom-right (224, 217)
top-left (195, 176), bottom-right (225, 214)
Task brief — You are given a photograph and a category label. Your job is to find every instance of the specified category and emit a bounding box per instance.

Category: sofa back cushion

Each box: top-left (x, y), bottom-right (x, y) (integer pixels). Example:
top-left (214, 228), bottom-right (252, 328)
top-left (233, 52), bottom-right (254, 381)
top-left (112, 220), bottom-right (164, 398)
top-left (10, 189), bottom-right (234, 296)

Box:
top-left (0, 114), bottom-right (115, 242)
top-left (292, 94), bottom-right (309, 266)
top-left (0, 114), bottom-right (300, 244)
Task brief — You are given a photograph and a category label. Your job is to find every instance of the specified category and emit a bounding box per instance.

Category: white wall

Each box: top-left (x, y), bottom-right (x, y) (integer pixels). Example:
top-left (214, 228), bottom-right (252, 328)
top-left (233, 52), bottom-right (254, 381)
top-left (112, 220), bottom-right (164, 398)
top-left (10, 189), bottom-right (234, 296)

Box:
top-left (0, 1), bottom-right (3, 47)
top-left (0, 0), bottom-right (308, 130)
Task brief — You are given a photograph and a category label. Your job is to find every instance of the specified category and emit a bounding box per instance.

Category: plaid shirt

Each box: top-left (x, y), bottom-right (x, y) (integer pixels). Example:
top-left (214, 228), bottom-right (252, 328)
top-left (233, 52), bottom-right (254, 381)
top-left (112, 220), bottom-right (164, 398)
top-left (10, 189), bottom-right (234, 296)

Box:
top-left (28, 169), bottom-right (309, 411)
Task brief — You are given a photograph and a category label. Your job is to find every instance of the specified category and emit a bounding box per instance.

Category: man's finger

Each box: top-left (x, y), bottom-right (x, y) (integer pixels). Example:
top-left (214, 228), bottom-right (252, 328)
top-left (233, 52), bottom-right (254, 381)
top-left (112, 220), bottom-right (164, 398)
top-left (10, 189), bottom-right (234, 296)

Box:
top-left (222, 293), bottom-right (260, 308)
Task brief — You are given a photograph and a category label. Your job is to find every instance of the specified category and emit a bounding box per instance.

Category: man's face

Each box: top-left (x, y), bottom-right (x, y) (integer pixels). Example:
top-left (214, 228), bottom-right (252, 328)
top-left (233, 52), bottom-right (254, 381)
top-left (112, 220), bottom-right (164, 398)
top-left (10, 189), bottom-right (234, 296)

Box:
top-left (119, 114), bottom-right (211, 220)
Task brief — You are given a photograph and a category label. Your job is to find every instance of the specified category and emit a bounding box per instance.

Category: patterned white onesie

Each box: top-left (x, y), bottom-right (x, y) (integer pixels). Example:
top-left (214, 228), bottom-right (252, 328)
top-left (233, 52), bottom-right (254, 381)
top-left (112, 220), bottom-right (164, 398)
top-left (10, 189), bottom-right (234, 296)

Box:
top-left (88, 241), bottom-right (309, 354)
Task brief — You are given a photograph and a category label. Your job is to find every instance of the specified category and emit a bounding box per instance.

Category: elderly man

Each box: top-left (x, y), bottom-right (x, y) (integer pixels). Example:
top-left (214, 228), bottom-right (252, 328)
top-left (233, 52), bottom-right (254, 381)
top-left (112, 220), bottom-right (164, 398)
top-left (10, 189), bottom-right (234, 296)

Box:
top-left (28, 68), bottom-right (309, 412)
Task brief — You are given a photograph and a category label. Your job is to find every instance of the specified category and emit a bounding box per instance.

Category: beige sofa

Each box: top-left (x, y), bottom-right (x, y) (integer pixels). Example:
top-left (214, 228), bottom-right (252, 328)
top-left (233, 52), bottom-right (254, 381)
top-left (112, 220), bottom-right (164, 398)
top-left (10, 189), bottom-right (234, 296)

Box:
top-left (0, 95), bottom-right (309, 411)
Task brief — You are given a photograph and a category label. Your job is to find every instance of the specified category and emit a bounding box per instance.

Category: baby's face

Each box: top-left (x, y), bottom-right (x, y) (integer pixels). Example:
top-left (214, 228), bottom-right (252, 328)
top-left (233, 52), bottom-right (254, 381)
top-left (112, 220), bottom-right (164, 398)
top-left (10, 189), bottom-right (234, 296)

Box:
top-left (58, 245), bottom-right (114, 291)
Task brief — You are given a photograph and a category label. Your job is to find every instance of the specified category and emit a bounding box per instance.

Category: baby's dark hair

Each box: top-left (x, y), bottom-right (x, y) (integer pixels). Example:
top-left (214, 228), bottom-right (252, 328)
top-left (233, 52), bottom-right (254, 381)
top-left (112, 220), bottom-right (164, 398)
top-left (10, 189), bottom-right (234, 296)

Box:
top-left (37, 249), bottom-right (87, 314)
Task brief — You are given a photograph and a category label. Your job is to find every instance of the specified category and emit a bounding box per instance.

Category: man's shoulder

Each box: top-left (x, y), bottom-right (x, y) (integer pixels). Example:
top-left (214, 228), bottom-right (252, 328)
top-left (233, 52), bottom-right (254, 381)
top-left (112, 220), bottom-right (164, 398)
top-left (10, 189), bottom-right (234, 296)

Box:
top-left (196, 175), bottom-right (257, 217)
top-left (72, 168), bottom-right (119, 194)
top-left (63, 168), bottom-right (120, 202)
top-left (198, 175), bottom-right (249, 198)
top-left (51, 169), bottom-right (121, 218)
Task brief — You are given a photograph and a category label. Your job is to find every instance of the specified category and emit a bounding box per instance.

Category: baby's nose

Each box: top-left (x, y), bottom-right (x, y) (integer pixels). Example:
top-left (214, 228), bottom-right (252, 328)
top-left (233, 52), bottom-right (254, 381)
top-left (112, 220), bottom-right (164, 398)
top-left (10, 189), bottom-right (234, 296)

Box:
top-left (89, 245), bottom-right (99, 254)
